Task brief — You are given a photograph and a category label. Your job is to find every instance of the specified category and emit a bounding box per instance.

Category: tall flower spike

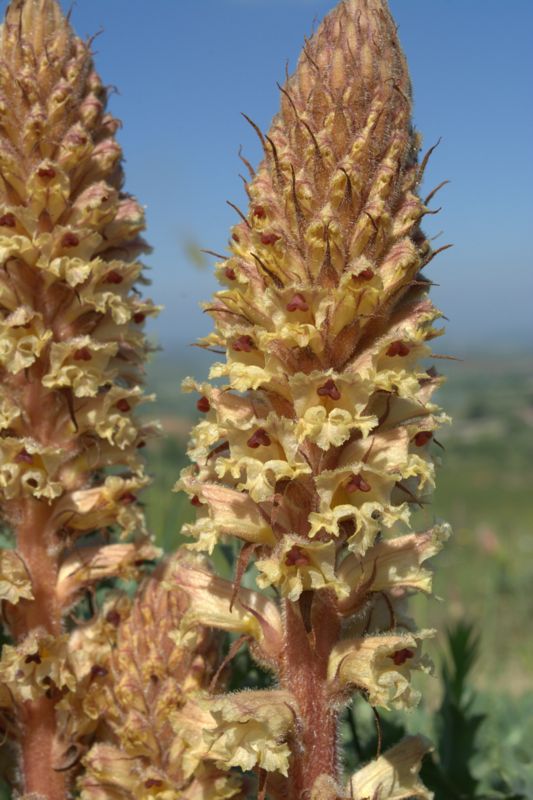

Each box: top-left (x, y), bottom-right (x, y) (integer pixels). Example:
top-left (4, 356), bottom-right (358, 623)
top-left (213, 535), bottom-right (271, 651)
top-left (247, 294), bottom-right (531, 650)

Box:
top-left (178, 0), bottom-right (450, 797)
top-left (0, 1), bottom-right (158, 796)
top-left (78, 555), bottom-right (243, 800)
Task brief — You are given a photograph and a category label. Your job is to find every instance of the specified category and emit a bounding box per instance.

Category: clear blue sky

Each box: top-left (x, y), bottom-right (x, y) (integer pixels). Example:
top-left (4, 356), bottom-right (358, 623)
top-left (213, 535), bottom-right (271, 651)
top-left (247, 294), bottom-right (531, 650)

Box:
top-left (3, 0), bottom-right (533, 354)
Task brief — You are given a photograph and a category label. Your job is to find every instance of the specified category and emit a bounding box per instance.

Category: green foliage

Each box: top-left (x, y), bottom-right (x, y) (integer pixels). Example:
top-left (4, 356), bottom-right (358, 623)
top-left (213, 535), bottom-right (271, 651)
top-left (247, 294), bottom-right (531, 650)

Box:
top-left (342, 623), bottom-right (530, 799)
top-left (422, 623), bottom-right (487, 799)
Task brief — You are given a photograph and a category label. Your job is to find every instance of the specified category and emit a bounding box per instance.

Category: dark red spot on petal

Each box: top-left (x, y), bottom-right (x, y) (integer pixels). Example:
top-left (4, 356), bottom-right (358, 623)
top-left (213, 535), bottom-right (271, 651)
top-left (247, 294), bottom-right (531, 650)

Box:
top-left (232, 232), bottom-right (240, 243)
top-left (197, 396), bottom-right (211, 413)
top-left (90, 665), bottom-right (108, 679)
top-left (357, 267), bottom-right (374, 280)
top-left (286, 293), bottom-right (309, 313)
top-left (61, 232), bottom-right (80, 248)
top-left (387, 341), bottom-right (411, 357)
top-left (145, 781), bottom-right (164, 790)
top-left (136, 440), bottom-right (146, 449)
top-left (26, 478), bottom-right (38, 488)
top-left (104, 270), bottom-right (124, 284)
top-left (0, 213), bottom-right (16, 228)
top-left (73, 347), bottom-right (92, 361)
top-left (224, 266), bottom-right (236, 280)
top-left (317, 379), bottom-right (341, 401)
top-left (116, 399), bottom-right (131, 413)
top-left (120, 493), bottom-right (137, 505)
top-left (25, 652), bottom-right (42, 664)
top-left (247, 428), bottom-right (271, 449)
top-left (260, 232), bottom-right (280, 245)
top-left (15, 449), bottom-right (33, 464)
top-left (133, 312), bottom-right (146, 324)
top-left (190, 495), bottom-right (202, 507)
top-left (339, 518), bottom-right (356, 538)
top-left (105, 610), bottom-right (121, 626)
top-left (390, 648), bottom-right (415, 666)
top-left (414, 431), bottom-right (433, 447)
top-left (346, 473), bottom-right (372, 493)
top-left (37, 166), bottom-right (56, 179)
top-left (253, 205), bottom-right (266, 219)
top-left (419, 366), bottom-right (439, 386)
top-left (285, 545), bottom-right (311, 567)
top-left (232, 335), bottom-right (255, 352)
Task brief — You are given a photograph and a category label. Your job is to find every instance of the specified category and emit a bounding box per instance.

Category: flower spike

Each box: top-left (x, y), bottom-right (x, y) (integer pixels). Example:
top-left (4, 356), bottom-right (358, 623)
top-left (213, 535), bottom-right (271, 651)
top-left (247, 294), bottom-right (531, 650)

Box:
top-left (0, 0), bottom-right (158, 795)
top-left (178, 0), bottom-right (451, 797)
top-left (78, 556), bottom-right (243, 800)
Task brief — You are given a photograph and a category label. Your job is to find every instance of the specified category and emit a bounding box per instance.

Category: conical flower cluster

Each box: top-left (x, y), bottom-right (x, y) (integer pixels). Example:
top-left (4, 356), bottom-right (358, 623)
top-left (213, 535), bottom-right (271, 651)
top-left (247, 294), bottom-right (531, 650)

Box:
top-left (178, 0), bottom-right (450, 796)
top-left (0, 0), bottom-right (158, 794)
top-left (78, 555), bottom-right (243, 800)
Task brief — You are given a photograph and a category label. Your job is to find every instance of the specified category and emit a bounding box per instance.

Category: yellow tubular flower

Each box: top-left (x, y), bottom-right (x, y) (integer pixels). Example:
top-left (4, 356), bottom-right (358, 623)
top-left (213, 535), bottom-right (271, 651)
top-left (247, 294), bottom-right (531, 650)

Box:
top-left (0, 1), bottom-right (158, 796)
top-left (178, 0), bottom-right (450, 797)
top-left (78, 556), bottom-right (242, 800)
top-left (205, 690), bottom-right (296, 777)
top-left (165, 553), bottom-right (283, 662)
top-left (347, 736), bottom-right (434, 800)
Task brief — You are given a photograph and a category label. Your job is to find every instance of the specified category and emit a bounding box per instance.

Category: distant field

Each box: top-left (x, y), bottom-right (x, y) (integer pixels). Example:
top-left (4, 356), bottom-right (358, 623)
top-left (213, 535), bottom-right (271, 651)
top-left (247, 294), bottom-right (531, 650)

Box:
top-left (143, 350), bottom-right (533, 691)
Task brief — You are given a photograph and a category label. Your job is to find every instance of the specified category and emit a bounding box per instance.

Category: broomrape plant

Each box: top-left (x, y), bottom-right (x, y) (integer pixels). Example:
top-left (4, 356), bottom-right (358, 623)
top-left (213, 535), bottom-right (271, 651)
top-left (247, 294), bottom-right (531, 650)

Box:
top-left (0, 0), bottom-right (452, 798)
top-left (177, 0), bottom-right (451, 797)
top-left (0, 0), bottom-right (160, 796)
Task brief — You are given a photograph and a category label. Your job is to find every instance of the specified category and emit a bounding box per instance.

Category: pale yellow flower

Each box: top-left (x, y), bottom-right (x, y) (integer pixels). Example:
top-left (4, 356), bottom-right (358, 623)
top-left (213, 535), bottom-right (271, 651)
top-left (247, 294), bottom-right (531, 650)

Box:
top-left (347, 736), bottom-right (434, 799)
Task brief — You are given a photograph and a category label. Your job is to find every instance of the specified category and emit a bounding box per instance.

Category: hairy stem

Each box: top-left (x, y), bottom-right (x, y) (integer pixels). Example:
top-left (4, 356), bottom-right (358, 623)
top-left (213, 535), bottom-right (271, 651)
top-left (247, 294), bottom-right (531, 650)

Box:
top-left (9, 498), bottom-right (66, 799)
top-left (19, 697), bottom-right (66, 800)
top-left (282, 595), bottom-right (341, 797)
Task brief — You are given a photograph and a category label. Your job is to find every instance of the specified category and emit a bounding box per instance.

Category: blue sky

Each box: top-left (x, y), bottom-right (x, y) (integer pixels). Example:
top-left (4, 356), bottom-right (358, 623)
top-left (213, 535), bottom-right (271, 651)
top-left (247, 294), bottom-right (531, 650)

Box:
top-left (3, 0), bottom-right (533, 354)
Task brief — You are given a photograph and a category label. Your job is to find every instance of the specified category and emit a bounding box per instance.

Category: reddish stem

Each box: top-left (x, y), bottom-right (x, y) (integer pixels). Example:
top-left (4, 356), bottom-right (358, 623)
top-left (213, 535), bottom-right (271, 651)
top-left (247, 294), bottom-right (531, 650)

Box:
top-left (281, 593), bottom-right (341, 799)
top-left (8, 497), bottom-right (67, 800)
